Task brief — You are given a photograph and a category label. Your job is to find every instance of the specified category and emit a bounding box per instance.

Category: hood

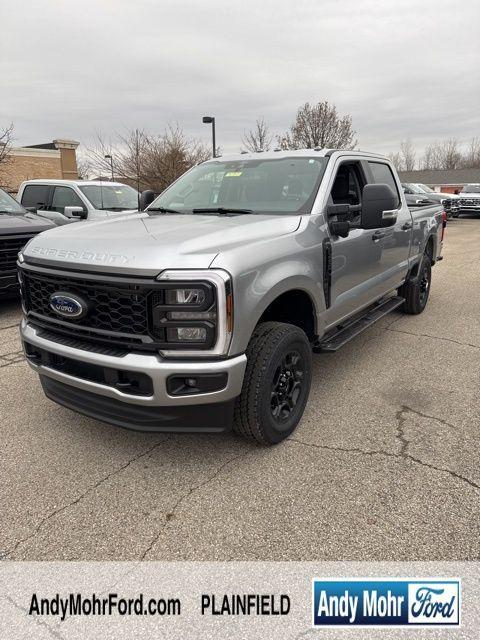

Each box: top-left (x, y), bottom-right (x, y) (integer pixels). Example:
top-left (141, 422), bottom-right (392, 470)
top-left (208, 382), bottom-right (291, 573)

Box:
top-left (438, 192), bottom-right (459, 199)
top-left (459, 192), bottom-right (480, 199)
top-left (91, 208), bottom-right (138, 217)
top-left (23, 212), bottom-right (301, 276)
top-left (0, 213), bottom-right (54, 235)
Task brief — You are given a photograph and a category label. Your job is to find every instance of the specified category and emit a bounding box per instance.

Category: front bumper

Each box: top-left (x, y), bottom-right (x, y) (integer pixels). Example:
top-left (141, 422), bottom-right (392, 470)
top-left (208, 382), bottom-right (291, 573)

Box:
top-left (21, 319), bottom-right (247, 432)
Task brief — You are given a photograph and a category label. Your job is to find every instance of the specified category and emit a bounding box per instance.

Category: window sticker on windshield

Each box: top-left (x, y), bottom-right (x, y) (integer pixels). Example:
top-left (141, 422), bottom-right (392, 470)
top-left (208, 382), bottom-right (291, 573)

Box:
top-left (225, 171), bottom-right (243, 177)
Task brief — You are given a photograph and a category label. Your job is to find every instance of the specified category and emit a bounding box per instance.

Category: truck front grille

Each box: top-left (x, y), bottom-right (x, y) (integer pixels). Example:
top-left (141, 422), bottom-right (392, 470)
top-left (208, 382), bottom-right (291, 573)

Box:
top-left (20, 263), bottom-right (218, 354)
top-left (459, 198), bottom-right (480, 207)
top-left (0, 234), bottom-right (35, 274)
top-left (23, 270), bottom-right (150, 334)
top-left (20, 265), bottom-right (162, 352)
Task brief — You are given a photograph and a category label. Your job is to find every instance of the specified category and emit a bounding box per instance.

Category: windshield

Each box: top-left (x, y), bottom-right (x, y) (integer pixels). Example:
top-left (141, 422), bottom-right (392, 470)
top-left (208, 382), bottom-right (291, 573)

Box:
top-left (415, 183), bottom-right (435, 193)
top-left (403, 183), bottom-right (426, 194)
top-left (78, 184), bottom-right (139, 210)
top-left (148, 156), bottom-right (329, 215)
top-left (0, 188), bottom-right (27, 214)
top-left (461, 184), bottom-right (480, 194)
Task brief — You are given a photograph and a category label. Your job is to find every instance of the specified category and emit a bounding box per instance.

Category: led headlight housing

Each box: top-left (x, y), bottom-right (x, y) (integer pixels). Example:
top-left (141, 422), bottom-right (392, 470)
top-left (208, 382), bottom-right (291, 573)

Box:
top-left (153, 269), bottom-right (233, 357)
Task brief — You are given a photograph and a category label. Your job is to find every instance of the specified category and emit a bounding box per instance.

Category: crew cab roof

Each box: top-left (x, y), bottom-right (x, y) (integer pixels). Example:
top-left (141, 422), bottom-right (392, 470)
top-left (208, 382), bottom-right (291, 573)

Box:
top-left (202, 148), bottom-right (390, 163)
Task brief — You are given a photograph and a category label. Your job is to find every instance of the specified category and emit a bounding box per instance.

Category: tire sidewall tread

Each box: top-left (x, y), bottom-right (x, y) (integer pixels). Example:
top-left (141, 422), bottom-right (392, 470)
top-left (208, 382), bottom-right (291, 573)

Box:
top-left (233, 322), bottom-right (312, 445)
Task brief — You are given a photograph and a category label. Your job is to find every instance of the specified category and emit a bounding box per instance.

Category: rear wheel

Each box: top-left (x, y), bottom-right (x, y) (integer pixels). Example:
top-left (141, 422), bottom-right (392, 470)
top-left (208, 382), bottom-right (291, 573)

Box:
top-left (233, 322), bottom-right (312, 445)
top-left (399, 253), bottom-right (432, 314)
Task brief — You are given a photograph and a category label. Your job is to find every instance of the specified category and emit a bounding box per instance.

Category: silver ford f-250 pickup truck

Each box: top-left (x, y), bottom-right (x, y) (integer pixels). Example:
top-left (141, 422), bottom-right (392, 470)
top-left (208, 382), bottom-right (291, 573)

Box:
top-left (18, 150), bottom-right (445, 444)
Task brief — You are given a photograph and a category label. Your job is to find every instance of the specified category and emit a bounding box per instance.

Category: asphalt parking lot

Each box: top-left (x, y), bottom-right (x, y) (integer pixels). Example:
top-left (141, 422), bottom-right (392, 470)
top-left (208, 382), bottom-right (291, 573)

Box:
top-left (1, 218), bottom-right (479, 562)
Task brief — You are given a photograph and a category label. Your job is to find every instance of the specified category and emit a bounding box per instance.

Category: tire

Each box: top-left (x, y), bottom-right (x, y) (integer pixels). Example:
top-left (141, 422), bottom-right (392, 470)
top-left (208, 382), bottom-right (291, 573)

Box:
top-left (233, 322), bottom-right (312, 445)
top-left (399, 253), bottom-right (432, 315)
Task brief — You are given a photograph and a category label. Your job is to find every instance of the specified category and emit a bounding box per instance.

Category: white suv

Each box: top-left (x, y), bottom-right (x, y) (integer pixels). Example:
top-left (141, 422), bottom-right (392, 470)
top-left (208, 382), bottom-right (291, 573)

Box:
top-left (17, 179), bottom-right (140, 225)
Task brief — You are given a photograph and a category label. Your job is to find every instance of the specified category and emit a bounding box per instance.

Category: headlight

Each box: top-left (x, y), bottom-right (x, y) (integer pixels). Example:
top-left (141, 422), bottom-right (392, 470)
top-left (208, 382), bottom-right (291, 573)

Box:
top-left (18, 251), bottom-right (25, 264)
top-left (154, 269), bottom-right (233, 357)
top-left (165, 288), bottom-right (206, 305)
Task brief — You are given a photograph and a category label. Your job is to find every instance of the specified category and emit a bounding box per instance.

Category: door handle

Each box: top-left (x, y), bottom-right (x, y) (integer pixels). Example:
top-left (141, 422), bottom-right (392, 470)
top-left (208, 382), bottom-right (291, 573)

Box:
top-left (372, 230), bottom-right (385, 242)
top-left (402, 222), bottom-right (413, 230)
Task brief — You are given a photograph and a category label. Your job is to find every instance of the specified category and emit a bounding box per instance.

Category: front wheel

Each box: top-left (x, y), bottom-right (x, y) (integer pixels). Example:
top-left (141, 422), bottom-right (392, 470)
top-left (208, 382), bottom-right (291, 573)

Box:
top-left (233, 322), bottom-right (312, 445)
top-left (399, 253), bottom-right (432, 314)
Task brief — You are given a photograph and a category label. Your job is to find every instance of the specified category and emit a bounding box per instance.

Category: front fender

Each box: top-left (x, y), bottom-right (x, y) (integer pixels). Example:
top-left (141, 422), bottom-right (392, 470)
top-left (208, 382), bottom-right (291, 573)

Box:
top-left (229, 264), bottom-right (325, 355)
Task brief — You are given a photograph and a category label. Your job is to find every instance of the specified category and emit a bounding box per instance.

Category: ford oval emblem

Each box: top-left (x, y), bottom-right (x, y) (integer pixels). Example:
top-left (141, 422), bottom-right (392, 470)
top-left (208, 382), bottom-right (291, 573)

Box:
top-left (49, 292), bottom-right (88, 319)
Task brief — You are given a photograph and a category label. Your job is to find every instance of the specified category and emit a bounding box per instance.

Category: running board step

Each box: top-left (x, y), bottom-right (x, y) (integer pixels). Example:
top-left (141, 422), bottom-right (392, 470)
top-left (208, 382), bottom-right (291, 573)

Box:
top-left (314, 296), bottom-right (405, 353)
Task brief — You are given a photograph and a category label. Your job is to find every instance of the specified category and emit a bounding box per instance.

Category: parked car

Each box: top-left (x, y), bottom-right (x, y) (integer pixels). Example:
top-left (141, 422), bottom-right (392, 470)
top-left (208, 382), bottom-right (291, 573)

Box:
top-left (19, 150), bottom-right (445, 445)
top-left (401, 183), bottom-right (458, 218)
top-left (0, 188), bottom-right (54, 298)
top-left (17, 180), bottom-right (140, 226)
top-left (457, 184), bottom-right (480, 216)
top-left (413, 183), bottom-right (461, 217)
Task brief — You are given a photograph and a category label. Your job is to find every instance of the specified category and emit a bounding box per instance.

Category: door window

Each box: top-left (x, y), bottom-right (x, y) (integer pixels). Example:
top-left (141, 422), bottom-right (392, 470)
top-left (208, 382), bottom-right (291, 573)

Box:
top-left (21, 185), bottom-right (50, 209)
top-left (329, 162), bottom-right (365, 222)
top-left (330, 164), bottom-right (364, 205)
top-left (368, 162), bottom-right (400, 207)
top-left (51, 186), bottom-right (85, 214)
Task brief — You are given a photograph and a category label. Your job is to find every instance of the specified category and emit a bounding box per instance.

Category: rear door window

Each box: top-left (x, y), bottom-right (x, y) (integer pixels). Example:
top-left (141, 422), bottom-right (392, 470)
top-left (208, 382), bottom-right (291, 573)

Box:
top-left (21, 185), bottom-right (50, 209)
top-left (368, 162), bottom-right (400, 207)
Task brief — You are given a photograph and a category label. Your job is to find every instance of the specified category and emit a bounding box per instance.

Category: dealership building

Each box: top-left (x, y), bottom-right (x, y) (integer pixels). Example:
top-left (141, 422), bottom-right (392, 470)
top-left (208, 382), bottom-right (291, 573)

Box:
top-left (1, 138), bottom-right (79, 193)
top-left (399, 168), bottom-right (480, 194)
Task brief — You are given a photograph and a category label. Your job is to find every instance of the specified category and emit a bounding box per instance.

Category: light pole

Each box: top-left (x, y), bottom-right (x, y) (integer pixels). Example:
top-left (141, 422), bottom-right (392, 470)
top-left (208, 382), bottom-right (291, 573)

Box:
top-left (202, 116), bottom-right (216, 158)
top-left (104, 154), bottom-right (114, 181)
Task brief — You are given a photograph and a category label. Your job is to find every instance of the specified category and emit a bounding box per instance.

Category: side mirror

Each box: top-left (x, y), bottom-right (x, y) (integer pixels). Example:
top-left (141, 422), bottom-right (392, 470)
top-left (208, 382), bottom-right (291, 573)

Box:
top-left (64, 206), bottom-right (87, 219)
top-left (139, 189), bottom-right (156, 211)
top-left (326, 203), bottom-right (350, 217)
top-left (361, 183), bottom-right (398, 229)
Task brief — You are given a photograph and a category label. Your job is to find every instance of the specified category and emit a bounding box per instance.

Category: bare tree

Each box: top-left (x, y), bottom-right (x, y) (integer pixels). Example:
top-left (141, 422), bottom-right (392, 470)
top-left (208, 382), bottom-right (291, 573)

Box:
top-left (85, 132), bottom-right (121, 178)
top-left (400, 139), bottom-right (416, 171)
top-left (387, 151), bottom-right (405, 171)
top-left (0, 123), bottom-right (14, 188)
top-left (278, 101), bottom-right (357, 150)
top-left (460, 137), bottom-right (480, 168)
top-left (242, 117), bottom-right (272, 152)
top-left (421, 142), bottom-right (440, 170)
top-left (86, 125), bottom-right (210, 193)
top-left (76, 154), bottom-right (92, 180)
top-left (422, 138), bottom-right (462, 170)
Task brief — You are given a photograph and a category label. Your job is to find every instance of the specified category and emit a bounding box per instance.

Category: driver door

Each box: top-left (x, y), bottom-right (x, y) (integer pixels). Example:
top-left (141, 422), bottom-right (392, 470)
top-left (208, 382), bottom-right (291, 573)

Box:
top-left (324, 160), bottom-right (393, 325)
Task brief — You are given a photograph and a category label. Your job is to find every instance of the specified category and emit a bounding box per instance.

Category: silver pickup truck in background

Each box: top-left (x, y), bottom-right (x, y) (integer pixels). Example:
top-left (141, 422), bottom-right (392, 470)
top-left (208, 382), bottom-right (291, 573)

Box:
top-left (18, 150), bottom-right (446, 444)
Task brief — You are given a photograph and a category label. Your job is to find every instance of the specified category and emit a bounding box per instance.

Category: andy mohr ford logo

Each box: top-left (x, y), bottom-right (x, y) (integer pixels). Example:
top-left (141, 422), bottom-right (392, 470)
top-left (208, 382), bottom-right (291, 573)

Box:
top-left (49, 292), bottom-right (88, 319)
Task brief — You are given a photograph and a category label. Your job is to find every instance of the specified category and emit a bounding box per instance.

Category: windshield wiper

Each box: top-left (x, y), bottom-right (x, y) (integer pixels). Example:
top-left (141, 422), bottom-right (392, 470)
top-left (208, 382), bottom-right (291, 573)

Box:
top-left (192, 207), bottom-right (253, 215)
top-left (147, 207), bottom-right (182, 214)
top-left (100, 207), bottom-right (133, 211)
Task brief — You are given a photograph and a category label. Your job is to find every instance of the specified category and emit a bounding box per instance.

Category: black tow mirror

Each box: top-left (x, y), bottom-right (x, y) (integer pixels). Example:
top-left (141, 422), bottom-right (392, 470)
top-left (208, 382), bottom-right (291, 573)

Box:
top-left (361, 184), bottom-right (398, 229)
top-left (326, 203), bottom-right (350, 218)
top-left (139, 189), bottom-right (156, 211)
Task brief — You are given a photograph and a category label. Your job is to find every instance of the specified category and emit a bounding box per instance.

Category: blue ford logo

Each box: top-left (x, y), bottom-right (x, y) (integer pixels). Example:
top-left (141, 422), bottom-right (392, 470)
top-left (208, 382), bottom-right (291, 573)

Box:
top-left (49, 292), bottom-right (88, 319)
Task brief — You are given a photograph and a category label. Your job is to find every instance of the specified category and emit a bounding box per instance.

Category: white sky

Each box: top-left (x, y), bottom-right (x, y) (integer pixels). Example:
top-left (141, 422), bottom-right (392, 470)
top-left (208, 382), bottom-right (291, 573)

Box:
top-left (1, 0), bottom-right (479, 158)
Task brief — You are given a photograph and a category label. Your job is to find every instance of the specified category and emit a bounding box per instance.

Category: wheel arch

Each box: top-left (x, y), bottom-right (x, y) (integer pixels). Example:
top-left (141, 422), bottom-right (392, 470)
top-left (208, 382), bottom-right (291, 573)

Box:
top-left (230, 274), bottom-right (324, 354)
